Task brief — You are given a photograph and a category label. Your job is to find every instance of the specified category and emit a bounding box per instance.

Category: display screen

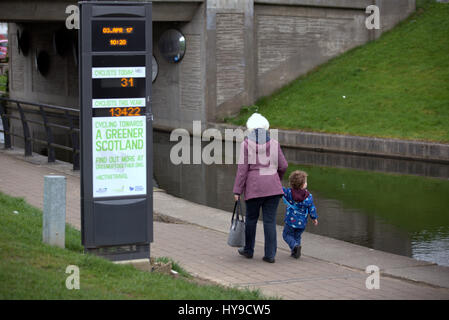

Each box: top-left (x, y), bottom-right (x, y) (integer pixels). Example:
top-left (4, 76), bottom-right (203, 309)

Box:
top-left (92, 55), bottom-right (146, 117)
top-left (92, 107), bottom-right (146, 117)
top-left (100, 78), bottom-right (137, 89)
top-left (92, 55), bottom-right (146, 101)
top-left (92, 20), bottom-right (145, 52)
top-left (109, 107), bottom-right (142, 117)
top-left (93, 77), bottom-right (145, 99)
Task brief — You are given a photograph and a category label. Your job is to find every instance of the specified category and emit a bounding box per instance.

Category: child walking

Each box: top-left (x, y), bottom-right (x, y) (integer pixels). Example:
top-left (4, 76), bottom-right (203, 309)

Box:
top-left (282, 170), bottom-right (318, 259)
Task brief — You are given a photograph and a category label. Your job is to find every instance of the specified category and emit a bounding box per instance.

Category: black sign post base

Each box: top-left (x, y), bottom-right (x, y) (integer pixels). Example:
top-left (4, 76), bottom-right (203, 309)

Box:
top-left (85, 244), bottom-right (150, 262)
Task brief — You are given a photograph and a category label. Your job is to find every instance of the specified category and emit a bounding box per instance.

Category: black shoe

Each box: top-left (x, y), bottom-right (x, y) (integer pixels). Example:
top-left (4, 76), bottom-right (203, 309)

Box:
top-left (293, 245), bottom-right (301, 259)
top-left (238, 248), bottom-right (253, 259)
top-left (262, 257), bottom-right (275, 263)
top-left (291, 246), bottom-right (298, 257)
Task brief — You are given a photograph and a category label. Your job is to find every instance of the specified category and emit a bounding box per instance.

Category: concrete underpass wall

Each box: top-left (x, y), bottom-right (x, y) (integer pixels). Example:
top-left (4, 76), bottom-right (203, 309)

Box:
top-left (8, 22), bottom-right (79, 107)
top-left (6, 5), bottom-right (207, 132)
top-left (206, 0), bottom-right (255, 121)
top-left (4, 0), bottom-right (416, 134)
top-left (214, 0), bottom-right (416, 120)
top-left (152, 3), bottom-right (207, 130)
top-left (254, 4), bottom-right (370, 101)
top-left (374, 0), bottom-right (417, 38)
top-left (6, 22), bottom-right (78, 159)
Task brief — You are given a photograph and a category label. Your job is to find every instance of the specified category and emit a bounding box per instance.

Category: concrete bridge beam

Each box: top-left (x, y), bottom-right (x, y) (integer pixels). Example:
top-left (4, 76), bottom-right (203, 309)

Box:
top-left (0, 0), bottom-right (204, 22)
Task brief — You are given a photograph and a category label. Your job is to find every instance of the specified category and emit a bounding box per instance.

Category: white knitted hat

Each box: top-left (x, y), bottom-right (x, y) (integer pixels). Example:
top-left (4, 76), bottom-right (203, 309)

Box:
top-left (246, 113), bottom-right (270, 131)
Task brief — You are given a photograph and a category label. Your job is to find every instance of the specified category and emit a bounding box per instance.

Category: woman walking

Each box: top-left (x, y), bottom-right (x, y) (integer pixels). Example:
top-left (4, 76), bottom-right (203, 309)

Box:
top-left (233, 113), bottom-right (288, 263)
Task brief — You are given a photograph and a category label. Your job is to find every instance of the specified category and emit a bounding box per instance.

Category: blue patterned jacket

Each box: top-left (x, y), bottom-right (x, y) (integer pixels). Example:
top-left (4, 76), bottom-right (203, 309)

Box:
top-left (282, 187), bottom-right (318, 229)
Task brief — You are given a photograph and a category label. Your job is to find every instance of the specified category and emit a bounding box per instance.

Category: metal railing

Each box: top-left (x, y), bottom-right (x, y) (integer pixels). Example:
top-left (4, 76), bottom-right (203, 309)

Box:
top-left (0, 97), bottom-right (80, 170)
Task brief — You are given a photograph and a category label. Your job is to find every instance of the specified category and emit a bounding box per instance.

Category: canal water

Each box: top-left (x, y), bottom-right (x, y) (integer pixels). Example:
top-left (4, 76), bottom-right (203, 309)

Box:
top-left (153, 130), bottom-right (449, 267)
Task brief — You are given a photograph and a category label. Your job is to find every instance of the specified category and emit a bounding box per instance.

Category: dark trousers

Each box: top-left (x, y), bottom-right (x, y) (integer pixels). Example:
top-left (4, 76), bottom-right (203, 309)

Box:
top-left (283, 224), bottom-right (305, 251)
top-left (244, 195), bottom-right (281, 259)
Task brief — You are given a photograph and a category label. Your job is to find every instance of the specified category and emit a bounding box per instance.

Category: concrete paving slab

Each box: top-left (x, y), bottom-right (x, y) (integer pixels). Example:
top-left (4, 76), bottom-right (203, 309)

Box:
top-left (301, 232), bottom-right (434, 270)
top-left (384, 265), bottom-right (449, 289)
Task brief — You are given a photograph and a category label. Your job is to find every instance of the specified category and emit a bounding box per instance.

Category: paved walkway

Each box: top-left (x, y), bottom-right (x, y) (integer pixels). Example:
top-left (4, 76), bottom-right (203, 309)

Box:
top-left (1, 148), bottom-right (449, 300)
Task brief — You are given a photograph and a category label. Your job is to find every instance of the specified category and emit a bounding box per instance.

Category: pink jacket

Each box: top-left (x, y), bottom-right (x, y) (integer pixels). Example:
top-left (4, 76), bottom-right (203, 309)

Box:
top-left (233, 138), bottom-right (288, 200)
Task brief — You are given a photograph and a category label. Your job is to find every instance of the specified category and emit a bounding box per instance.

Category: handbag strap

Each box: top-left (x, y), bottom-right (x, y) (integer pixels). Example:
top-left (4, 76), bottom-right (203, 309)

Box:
top-left (231, 200), bottom-right (244, 222)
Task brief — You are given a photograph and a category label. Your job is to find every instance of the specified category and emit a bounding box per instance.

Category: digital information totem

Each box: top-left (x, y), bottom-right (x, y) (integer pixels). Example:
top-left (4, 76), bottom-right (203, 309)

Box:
top-left (79, 1), bottom-right (153, 261)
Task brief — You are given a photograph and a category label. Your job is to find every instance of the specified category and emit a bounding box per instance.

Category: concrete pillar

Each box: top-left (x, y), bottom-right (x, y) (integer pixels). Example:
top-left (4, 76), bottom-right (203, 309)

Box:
top-left (42, 175), bottom-right (66, 248)
top-left (206, 0), bottom-right (255, 121)
top-left (374, 0), bottom-right (416, 39)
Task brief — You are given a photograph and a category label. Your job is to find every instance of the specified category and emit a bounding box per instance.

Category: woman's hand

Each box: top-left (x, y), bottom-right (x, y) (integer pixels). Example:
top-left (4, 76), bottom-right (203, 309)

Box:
top-left (234, 194), bottom-right (240, 202)
top-left (313, 219), bottom-right (318, 226)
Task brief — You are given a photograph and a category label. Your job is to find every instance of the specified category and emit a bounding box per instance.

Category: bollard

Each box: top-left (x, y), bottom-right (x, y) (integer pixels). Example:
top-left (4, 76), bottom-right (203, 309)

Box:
top-left (43, 176), bottom-right (66, 248)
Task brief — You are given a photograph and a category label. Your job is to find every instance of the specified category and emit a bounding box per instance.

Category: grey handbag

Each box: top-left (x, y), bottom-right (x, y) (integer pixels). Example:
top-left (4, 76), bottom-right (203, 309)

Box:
top-left (227, 200), bottom-right (245, 247)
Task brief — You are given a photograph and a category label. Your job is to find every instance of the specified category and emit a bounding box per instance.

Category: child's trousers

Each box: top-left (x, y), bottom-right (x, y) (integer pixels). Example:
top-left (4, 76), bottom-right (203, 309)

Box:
top-left (283, 224), bottom-right (305, 251)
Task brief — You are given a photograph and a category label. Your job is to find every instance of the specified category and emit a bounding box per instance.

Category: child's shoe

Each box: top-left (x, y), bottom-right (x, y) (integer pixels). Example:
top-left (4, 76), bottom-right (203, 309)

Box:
top-left (293, 245), bottom-right (301, 259)
top-left (291, 246), bottom-right (297, 257)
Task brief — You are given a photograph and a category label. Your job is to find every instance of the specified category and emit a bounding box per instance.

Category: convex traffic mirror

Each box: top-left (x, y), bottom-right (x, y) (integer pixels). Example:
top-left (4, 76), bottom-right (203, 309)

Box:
top-left (152, 55), bottom-right (158, 83)
top-left (17, 29), bottom-right (30, 56)
top-left (53, 27), bottom-right (72, 56)
top-left (35, 50), bottom-right (50, 76)
top-left (158, 29), bottom-right (185, 63)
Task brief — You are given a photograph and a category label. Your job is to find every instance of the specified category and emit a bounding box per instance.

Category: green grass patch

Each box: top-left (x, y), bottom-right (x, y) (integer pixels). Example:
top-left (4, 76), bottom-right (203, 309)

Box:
top-left (0, 192), bottom-right (267, 300)
top-left (227, 1), bottom-right (449, 143)
top-left (284, 164), bottom-right (449, 236)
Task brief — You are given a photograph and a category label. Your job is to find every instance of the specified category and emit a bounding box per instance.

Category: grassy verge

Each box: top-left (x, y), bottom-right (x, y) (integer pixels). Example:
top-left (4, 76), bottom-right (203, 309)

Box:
top-left (0, 192), bottom-right (267, 300)
top-left (227, 0), bottom-right (449, 143)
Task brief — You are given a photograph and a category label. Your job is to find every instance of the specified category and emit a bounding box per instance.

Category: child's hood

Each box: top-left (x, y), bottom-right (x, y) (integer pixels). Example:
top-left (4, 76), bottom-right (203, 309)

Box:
top-left (291, 188), bottom-right (310, 202)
